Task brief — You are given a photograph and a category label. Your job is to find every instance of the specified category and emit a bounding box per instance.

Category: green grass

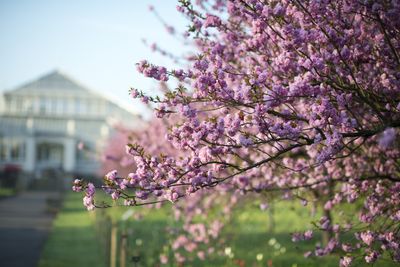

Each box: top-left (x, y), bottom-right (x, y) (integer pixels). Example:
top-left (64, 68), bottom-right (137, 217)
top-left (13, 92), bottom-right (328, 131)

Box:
top-left (40, 192), bottom-right (398, 267)
top-left (108, 201), bottom-right (340, 267)
top-left (0, 187), bottom-right (16, 198)
top-left (38, 192), bottom-right (106, 267)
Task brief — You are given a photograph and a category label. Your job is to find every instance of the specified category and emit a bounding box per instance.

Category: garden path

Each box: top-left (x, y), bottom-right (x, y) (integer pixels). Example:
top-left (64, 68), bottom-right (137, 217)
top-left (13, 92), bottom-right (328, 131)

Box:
top-left (0, 191), bottom-right (60, 267)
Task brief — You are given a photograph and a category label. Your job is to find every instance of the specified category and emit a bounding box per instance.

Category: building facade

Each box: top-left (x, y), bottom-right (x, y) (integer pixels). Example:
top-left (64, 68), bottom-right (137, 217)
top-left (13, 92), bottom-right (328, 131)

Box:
top-left (0, 70), bottom-right (140, 177)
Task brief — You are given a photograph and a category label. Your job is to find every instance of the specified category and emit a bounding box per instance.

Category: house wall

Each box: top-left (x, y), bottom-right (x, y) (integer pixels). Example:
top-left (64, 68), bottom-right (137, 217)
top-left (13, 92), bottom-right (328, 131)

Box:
top-left (0, 72), bottom-right (141, 177)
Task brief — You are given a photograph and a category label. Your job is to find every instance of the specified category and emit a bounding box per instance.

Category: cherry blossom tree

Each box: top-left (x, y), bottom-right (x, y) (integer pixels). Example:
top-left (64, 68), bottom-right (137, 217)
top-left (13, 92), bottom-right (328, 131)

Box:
top-left (100, 126), bottom-right (135, 178)
top-left (74, 0), bottom-right (400, 266)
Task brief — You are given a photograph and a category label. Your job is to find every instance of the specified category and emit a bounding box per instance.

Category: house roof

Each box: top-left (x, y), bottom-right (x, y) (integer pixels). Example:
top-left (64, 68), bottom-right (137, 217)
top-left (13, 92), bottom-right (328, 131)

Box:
top-left (4, 69), bottom-right (140, 117)
top-left (12, 70), bottom-right (89, 92)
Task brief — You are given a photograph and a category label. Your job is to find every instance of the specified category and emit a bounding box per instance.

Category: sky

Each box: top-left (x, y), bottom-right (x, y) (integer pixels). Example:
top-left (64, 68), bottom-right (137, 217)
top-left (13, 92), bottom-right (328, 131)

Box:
top-left (0, 0), bottom-right (189, 116)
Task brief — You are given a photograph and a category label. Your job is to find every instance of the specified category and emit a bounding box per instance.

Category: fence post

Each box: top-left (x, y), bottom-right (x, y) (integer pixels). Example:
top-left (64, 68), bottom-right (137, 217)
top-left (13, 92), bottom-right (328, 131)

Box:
top-left (119, 229), bottom-right (127, 267)
top-left (110, 221), bottom-right (117, 267)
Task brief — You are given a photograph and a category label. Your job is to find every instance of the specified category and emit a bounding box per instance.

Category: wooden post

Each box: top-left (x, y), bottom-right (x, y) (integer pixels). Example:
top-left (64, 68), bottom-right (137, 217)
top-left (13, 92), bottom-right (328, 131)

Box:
top-left (104, 215), bottom-right (111, 267)
top-left (119, 229), bottom-right (127, 267)
top-left (93, 211), bottom-right (112, 267)
top-left (268, 204), bottom-right (275, 232)
top-left (110, 222), bottom-right (117, 267)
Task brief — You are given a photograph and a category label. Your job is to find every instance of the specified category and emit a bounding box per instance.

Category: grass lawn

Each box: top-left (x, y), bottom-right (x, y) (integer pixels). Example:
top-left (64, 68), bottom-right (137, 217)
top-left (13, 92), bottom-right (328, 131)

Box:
top-left (38, 192), bottom-right (106, 267)
top-left (104, 201), bottom-right (340, 267)
top-left (40, 192), bottom-right (398, 267)
top-left (0, 187), bottom-right (16, 198)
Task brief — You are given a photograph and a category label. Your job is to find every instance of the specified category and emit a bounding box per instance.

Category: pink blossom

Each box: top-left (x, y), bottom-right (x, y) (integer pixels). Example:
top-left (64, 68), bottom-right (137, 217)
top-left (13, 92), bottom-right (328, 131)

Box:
top-left (360, 231), bottom-right (374, 246)
top-left (304, 230), bottom-right (313, 240)
top-left (77, 142), bottom-right (84, 150)
top-left (160, 254), bottom-right (168, 264)
top-left (339, 256), bottom-right (353, 267)
top-left (72, 179), bottom-right (83, 192)
top-left (197, 251), bottom-right (205, 260)
top-left (365, 251), bottom-right (379, 263)
top-left (105, 170), bottom-right (117, 181)
top-left (204, 14), bottom-right (221, 28)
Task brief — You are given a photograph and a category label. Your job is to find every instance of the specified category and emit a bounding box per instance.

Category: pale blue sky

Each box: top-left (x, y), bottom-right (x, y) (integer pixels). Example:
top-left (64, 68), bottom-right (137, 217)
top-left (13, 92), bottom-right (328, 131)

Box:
top-left (0, 0), bottom-right (189, 115)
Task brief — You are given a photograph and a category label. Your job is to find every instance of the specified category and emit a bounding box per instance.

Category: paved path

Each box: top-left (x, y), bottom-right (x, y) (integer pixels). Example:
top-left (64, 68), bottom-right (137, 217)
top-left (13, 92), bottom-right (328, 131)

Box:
top-left (0, 191), bottom-right (60, 267)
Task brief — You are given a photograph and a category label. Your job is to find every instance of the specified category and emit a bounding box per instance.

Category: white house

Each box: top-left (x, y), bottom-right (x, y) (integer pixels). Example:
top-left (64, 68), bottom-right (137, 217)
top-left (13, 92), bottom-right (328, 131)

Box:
top-left (0, 70), bottom-right (141, 177)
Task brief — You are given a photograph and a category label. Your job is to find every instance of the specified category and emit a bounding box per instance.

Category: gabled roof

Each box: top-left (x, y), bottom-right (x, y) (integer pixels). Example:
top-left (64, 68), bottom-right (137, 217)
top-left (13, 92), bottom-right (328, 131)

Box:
top-left (12, 70), bottom-right (89, 92)
top-left (3, 69), bottom-right (140, 117)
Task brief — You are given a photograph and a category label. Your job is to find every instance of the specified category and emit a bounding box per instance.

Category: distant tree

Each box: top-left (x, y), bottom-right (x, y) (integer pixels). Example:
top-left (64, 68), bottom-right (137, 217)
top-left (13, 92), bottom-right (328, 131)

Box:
top-left (100, 127), bottom-right (134, 178)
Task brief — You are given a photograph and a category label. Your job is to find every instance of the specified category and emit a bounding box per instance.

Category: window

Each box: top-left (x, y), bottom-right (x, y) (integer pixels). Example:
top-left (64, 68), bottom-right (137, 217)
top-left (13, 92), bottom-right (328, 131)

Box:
top-left (15, 98), bottom-right (23, 112)
top-left (57, 98), bottom-right (67, 115)
top-left (8, 98), bottom-right (16, 113)
top-left (50, 98), bottom-right (57, 114)
top-left (61, 98), bottom-right (68, 114)
top-left (10, 139), bottom-right (25, 161)
top-left (37, 144), bottom-right (49, 161)
top-left (10, 143), bottom-right (20, 160)
top-left (80, 99), bottom-right (87, 114)
top-left (77, 141), bottom-right (94, 161)
top-left (0, 137), bottom-right (7, 161)
top-left (39, 98), bottom-right (47, 114)
top-left (86, 100), bottom-right (92, 115)
top-left (106, 103), bottom-right (114, 114)
top-left (95, 100), bottom-right (102, 114)
top-left (5, 98), bottom-right (11, 112)
top-left (75, 99), bottom-right (81, 114)
top-left (25, 99), bottom-right (33, 112)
